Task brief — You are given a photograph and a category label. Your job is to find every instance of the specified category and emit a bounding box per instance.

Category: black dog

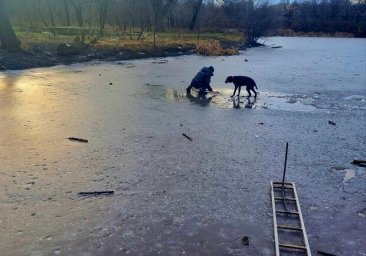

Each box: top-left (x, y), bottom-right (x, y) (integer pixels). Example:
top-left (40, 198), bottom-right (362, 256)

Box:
top-left (225, 76), bottom-right (258, 97)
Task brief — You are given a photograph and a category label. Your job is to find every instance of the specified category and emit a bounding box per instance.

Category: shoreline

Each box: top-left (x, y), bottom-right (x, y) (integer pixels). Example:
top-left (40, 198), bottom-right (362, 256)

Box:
top-left (0, 35), bottom-right (246, 71)
top-left (1, 35), bottom-right (363, 72)
top-left (0, 45), bottom-right (197, 71)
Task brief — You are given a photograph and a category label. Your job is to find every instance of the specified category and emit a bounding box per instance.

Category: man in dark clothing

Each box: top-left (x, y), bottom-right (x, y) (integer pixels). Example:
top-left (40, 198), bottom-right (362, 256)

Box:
top-left (186, 66), bottom-right (216, 94)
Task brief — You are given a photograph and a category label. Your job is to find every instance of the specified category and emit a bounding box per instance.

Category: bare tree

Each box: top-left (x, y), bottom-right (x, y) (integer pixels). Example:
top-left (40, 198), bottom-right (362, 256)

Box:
top-left (47, 0), bottom-right (56, 28)
top-left (189, 0), bottom-right (203, 31)
top-left (0, 0), bottom-right (21, 51)
top-left (69, 0), bottom-right (84, 27)
top-left (243, 0), bottom-right (276, 45)
top-left (224, 0), bottom-right (277, 45)
top-left (98, 0), bottom-right (109, 35)
top-left (38, 0), bottom-right (49, 27)
top-left (63, 0), bottom-right (71, 26)
top-left (23, 0), bottom-right (37, 29)
top-left (150, 0), bottom-right (177, 32)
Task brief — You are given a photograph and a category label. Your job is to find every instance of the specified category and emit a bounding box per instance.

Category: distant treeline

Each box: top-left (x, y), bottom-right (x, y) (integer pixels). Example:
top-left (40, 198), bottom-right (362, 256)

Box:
top-left (279, 0), bottom-right (366, 37)
top-left (5, 0), bottom-right (366, 37)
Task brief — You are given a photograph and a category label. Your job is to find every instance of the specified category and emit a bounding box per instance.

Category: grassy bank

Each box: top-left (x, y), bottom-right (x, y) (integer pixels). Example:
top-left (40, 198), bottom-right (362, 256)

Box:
top-left (0, 30), bottom-right (244, 70)
top-left (17, 30), bottom-right (243, 55)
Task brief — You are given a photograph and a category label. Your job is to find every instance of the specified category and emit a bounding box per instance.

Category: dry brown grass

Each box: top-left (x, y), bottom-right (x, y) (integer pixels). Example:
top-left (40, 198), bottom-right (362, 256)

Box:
top-left (196, 40), bottom-right (239, 56)
top-left (15, 30), bottom-right (242, 55)
top-left (94, 39), bottom-right (155, 51)
top-left (93, 36), bottom-right (198, 52)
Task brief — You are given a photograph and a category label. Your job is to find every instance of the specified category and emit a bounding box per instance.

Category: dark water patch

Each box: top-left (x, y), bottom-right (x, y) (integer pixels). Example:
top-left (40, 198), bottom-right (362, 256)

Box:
top-left (113, 61), bottom-right (135, 67)
top-left (151, 59), bottom-right (168, 64)
top-left (163, 88), bottom-right (187, 101)
top-left (145, 83), bottom-right (164, 87)
top-left (161, 88), bottom-right (321, 111)
top-left (344, 95), bottom-right (366, 102)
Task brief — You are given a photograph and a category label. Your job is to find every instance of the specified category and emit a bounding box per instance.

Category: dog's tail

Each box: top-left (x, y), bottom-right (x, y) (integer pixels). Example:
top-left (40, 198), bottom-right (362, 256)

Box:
top-left (254, 82), bottom-right (258, 90)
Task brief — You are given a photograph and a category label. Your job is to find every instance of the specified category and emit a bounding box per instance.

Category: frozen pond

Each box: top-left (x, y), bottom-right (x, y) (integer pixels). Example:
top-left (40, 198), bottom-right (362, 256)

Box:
top-left (0, 37), bottom-right (365, 256)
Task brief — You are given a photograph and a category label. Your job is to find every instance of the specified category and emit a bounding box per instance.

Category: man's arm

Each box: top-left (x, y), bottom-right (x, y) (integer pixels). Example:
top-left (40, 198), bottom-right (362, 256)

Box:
top-left (205, 78), bottom-right (219, 93)
top-left (206, 82), bottom-right (213, 92)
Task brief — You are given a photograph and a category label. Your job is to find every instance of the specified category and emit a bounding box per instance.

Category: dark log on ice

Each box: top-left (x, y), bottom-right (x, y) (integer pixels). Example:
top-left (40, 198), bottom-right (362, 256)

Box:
top-left (78, 191), bottom-right (114, 196)
top-left (351, 159), bottom-right (366, 167)
top-left (182, 133), bottom-right (193, 141)
top-left (68, 137), bottom-right (88, 143)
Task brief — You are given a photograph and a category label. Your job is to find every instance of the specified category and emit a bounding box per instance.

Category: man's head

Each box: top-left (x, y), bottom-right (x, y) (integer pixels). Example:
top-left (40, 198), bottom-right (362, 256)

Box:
top-left (208, 66), bottom-right (214, 72)
top-left (225, 76), bottom-right (234, 83)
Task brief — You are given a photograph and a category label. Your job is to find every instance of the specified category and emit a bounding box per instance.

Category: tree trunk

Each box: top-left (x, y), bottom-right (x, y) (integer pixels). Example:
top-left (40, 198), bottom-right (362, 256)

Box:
top-left (154, 16), bottom-right (157, 48)
top-left (128, 0), bottom-right (135, 39)
top-left (63, 0), bottom-right (71, 26)
top-left (150, 0), bottom-right (176, 32)
top-left (47, 2), bottom-right (56, 38)
top-left (23, 0), bottom-right (34, 29)
top-left (69, 0), bottom-right (83, 27)
top-left (0, 0), bottom-right (21, 51)
top-left (189, 0), bottom-right (203, 31)
top-left (99, 0), bottom-right (109, 35)
top-left (137, 16), bottom-right (148, 41)
top-left (38, 1), bottom-right (49, 27)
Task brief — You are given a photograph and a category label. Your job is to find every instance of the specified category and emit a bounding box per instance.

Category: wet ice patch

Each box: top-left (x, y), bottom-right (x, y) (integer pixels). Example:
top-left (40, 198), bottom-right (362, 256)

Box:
top-left (261, 94), bottom-right (318, 112)
top-left (342, 169), bottom-right (356, 184)
top-left (162, 89), bottom-right (321, 111)
top-left (146, 83), bottom-right (164, 87)
top-left (164, 89), bottom-right (187, 101)
top-left (332, 166), bottom-right (364, 185)
top-left (344, 95), bottom-right (366, 101)
top-left (246, 91), bottom-right (319, 111)
top-left (224, 91), bottom-right (319, 111)
top-left (151, 59), bottom-right (169, 64)
top-left (338, 95), bottom-right (366, 110)
top-left (311, 93), bottom-right (366, 111)
top-left (269, 91), bottom-right (366, 111)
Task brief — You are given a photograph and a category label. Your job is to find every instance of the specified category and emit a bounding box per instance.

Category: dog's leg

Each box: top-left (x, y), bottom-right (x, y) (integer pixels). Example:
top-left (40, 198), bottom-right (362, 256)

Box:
top-left (237, 86), bottom-right (241, 96)
top-left (252, 88), bottom-right (257, 98)
top-left (246, 87), bottom-right (252, 98)
top-left (231, 86), bottom-right (237, 97)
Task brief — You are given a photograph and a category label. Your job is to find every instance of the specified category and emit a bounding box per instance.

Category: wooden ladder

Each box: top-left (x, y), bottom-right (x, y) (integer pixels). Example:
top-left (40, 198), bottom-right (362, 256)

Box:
top-left (271, 181), bottom-right (311, 256)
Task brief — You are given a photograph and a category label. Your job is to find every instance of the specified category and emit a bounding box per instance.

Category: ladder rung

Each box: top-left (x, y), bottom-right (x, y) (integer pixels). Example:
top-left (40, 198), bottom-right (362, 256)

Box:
top-left (273, 186), bottom-right (294, 190)
top-left (274, 197), bottom-right (297, 202)
top-left (277, 225), bottom-right (303, 231)
top-left (276, 210), bottom-right (299, 215)
top-left (279, 243), bottom-right (307, 251)
top-left (273, 182), bottom-right (293, 185)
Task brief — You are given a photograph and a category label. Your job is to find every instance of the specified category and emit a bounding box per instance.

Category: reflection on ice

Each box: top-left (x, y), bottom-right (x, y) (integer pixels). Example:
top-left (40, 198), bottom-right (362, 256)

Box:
top-left (162, 88), bottom-right (320, 111)
top-left (343, 169), bottom-right (356, 184)
top-left (344, 95), bottom-right (366, 101)
top-left (161, 87), bottom-right (366, 112)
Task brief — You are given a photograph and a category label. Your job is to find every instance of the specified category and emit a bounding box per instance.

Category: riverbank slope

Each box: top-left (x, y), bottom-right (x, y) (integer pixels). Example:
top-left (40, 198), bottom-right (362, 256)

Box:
top-left (0, 31), bottom-right (243, 70)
